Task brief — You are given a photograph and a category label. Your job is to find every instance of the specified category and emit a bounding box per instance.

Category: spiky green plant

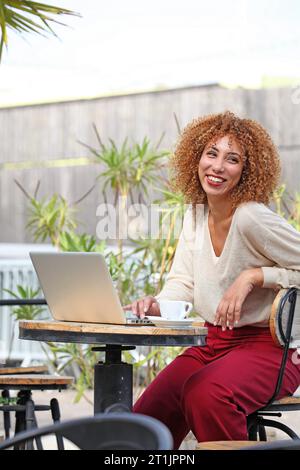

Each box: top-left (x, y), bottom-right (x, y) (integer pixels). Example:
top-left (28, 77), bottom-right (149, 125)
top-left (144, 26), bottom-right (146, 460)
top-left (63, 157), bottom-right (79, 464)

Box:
top-left (0, 0), bottom-right (79, 60)
top-left (78, 125), bottom-right (169, 262)
top-left (4, 285), bottom-right (46, 320)
top-left (14, 179), bottom-right (97, 249)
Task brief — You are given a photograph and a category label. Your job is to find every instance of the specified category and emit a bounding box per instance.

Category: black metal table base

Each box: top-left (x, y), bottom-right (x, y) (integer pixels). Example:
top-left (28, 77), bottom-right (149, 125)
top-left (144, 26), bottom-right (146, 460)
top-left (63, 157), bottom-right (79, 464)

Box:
top-left (93, 345), bottom-right (134, 413)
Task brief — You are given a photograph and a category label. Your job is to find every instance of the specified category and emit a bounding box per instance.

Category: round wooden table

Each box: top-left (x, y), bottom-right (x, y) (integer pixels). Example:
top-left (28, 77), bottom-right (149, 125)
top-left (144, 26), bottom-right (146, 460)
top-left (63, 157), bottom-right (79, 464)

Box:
top-left (19, 320), bottom-right (207, 413)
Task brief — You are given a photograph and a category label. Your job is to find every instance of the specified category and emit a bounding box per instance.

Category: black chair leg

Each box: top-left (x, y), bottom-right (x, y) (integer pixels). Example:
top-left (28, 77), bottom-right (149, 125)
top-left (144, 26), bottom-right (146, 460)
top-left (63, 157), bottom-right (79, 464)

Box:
top-left (25, 398), bottom-right (35, 450)
top-left (247, 416), bottom-right (259, 441)
top-left (14, 391), bottom-right (28, 450)
top-left (50, 398), bottom-right (64, 450)
top-left (258, 424), bottom-right (267, 441)
top-left (50, 398), bottom-right (60, 423)
top-left (30, 412), bottom-right (43, 450)
top-left (2, 390), bottom-right (11, 439)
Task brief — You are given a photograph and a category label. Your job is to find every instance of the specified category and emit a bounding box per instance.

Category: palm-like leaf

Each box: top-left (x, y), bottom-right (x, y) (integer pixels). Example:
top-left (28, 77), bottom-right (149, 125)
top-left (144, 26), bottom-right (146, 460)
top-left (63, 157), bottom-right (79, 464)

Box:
top-left (80, 127), bottom-right (169, 203)
top-left (59, 230), bottom-right (106, 253)
top-left (3, 285), bottom-right (47, 320)
top-left (26, 194), bottom-right (77, 247)
top-left (0, 0), bottom-right (80, 60)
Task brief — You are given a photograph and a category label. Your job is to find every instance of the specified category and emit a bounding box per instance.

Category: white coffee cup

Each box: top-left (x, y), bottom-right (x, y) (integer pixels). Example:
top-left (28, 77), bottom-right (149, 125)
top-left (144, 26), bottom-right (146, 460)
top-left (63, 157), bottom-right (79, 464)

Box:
top-left (158, 300), bottom-right (193, 320)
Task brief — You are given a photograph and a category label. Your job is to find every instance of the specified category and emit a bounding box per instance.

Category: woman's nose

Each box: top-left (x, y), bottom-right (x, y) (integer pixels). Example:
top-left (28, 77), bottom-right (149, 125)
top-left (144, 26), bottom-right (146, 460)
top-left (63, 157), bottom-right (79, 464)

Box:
top-left (212, 161), bottom-right (224, 172)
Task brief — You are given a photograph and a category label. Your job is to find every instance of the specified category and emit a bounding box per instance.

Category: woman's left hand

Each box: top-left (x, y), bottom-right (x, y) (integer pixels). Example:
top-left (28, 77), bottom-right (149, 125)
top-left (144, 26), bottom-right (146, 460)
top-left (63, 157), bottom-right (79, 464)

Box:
top-left (214, 268), bottom-right (263, 330)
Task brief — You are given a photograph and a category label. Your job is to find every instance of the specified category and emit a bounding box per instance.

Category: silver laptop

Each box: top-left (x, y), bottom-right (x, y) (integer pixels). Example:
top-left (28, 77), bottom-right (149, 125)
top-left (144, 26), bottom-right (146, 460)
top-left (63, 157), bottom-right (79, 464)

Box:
top-left (29, 252), bottom-right (152, 325)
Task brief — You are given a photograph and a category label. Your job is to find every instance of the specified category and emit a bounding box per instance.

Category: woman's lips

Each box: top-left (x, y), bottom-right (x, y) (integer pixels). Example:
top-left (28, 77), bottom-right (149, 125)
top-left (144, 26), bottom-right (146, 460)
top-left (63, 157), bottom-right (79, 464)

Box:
top-left (205, 175), bottom-right (226, 187)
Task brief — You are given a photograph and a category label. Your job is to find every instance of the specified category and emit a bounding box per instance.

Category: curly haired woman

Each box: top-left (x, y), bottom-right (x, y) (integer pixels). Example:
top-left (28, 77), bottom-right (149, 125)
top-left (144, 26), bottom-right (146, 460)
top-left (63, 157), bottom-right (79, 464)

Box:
top-left (123, 111), bottom-right (300, 448)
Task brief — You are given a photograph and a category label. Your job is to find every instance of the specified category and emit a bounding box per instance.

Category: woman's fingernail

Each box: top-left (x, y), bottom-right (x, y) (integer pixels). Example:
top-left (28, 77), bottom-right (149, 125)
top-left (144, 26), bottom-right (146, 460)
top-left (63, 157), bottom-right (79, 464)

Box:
top-left (144, 307), bottom-right (148, 313)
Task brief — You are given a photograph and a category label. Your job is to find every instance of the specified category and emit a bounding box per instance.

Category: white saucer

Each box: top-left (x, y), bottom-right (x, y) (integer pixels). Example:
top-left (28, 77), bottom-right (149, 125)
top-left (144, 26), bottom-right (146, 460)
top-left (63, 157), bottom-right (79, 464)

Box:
top-left (146, 316), bottom-right (194, 328)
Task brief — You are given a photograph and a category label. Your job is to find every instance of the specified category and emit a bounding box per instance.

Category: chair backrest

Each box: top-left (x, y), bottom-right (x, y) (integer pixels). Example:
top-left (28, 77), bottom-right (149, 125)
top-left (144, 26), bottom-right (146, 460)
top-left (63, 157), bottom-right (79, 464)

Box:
top-left (0, 412), bottom-right (173, 450)
top-left (269, 288), bottom-right (300, 348)
top-left (266, 288), bottom-right (299, 407)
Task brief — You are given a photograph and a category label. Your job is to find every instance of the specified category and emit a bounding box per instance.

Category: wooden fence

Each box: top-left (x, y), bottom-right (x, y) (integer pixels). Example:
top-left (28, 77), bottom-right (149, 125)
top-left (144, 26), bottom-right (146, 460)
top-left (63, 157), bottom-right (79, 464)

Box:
top-left (0, 84), bottom-right (299, 243)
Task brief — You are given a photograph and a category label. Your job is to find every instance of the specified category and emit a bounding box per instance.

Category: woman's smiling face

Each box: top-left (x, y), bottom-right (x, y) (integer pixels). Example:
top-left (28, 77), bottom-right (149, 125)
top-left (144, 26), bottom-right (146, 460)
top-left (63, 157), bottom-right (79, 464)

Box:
top-left (198, 134), bottom-right (244, 200)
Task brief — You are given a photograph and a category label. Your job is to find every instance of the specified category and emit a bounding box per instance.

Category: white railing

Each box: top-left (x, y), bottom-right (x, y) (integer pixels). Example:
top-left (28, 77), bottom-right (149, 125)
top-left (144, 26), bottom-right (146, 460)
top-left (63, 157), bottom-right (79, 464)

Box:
top-left (0, 259), bottom-right (48, 364)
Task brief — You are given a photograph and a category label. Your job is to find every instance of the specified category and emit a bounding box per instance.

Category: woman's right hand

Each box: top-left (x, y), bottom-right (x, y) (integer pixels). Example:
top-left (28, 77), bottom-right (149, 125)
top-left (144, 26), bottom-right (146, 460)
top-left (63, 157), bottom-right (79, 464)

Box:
top-left (123, 296), bottom-right (161, 319)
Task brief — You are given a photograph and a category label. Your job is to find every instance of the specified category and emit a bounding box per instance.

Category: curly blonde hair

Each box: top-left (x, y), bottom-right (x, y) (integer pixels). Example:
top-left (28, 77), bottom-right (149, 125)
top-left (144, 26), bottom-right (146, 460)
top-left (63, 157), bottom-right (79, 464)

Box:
top-left (170, 111), bottom-right (281, 208)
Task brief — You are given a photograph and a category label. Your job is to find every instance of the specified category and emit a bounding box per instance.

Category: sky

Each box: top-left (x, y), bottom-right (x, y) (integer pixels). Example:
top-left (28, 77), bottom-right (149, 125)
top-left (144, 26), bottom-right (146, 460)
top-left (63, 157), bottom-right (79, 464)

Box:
top-left (1, 0), bottom-right (300, 106)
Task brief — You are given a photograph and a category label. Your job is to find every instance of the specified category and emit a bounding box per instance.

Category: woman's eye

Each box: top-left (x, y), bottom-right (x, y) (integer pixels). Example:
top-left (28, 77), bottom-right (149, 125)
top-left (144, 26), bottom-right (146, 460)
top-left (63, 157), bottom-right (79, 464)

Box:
top-left (206, 151), bottom-right (239, 162)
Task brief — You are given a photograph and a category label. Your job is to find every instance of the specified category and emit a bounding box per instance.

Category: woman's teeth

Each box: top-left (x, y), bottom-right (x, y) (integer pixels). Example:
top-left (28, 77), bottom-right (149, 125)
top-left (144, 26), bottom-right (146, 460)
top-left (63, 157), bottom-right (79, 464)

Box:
top-left (207, 176), bottom-right (225, 183)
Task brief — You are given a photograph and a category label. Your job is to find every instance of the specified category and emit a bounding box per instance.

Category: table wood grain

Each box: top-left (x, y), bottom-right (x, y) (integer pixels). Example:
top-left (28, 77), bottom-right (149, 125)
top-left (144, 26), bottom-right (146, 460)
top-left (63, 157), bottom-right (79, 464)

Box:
top-left (19, 319), bottom-right (207, 347)
top-left (19, 320), bottom-right (207, 336)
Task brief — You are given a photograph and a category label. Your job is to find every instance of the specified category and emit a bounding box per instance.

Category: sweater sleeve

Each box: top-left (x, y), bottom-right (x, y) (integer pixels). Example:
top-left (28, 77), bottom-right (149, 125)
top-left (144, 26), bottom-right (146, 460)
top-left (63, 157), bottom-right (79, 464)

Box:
top-left (155, 207), bottom-right (195, 303)
top-left (238, 203), bottom-right (300, 289)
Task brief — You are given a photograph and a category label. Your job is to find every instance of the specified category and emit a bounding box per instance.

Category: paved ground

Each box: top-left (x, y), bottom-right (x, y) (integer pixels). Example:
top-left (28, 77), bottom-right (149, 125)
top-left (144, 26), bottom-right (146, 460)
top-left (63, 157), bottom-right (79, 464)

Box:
top-left (1, 388), bottom-right (300, 449)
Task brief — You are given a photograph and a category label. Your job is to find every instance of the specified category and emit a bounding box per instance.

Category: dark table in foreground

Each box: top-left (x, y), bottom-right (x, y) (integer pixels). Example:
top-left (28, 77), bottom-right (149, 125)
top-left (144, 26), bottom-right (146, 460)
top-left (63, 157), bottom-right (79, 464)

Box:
top-left (19, 320), bottom-right (207, 414)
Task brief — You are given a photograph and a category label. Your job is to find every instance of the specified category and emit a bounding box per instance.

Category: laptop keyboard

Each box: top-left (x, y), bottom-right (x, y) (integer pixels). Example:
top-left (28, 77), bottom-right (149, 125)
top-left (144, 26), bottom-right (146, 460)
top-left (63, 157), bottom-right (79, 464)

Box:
top-left (126, 317), bottom-right (154, 325)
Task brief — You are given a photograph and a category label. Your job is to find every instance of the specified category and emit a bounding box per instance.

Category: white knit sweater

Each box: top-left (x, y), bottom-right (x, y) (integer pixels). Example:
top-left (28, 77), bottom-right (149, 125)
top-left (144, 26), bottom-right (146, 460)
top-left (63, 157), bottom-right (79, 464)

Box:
top-left (156, 202), bottom-right (300, 327)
